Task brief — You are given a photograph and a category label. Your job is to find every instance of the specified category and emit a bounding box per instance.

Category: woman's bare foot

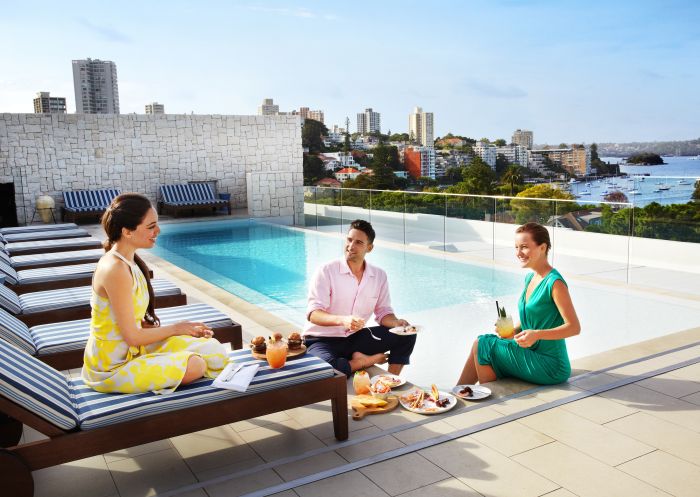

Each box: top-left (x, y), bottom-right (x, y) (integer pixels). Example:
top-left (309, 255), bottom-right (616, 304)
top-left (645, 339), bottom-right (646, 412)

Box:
top-left (350, 351), bottom-right (388, 372)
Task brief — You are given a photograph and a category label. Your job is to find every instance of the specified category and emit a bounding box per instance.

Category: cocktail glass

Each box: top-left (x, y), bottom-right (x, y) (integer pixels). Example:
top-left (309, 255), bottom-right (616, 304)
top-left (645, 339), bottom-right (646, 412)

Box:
top-left (495, 315), bottom-right (515, 338)
top-left (266, 340), bottom-right (288, 369)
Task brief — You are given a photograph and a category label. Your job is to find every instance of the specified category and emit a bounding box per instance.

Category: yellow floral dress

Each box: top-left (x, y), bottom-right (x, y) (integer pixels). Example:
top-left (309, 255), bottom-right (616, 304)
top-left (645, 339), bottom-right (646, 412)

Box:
top-left (81, 251), bottom-right (227, 394)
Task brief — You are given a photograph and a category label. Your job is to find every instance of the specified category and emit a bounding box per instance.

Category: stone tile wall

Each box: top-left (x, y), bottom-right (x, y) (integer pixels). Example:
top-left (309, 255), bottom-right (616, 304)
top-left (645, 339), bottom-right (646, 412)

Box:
top-left (0, 113), bottom-right (302, 224)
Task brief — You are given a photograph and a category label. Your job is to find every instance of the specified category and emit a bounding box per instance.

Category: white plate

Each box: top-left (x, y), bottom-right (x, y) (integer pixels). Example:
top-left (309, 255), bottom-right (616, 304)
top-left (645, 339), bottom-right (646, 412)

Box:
top-left (399, 388), bottom-right (457, 415)
top-left (452, 384), bottom-right (492, 400)
top-left (388, 325), bottom-right (423, 336)
top-left (371, 374), bottom-right (406, 388)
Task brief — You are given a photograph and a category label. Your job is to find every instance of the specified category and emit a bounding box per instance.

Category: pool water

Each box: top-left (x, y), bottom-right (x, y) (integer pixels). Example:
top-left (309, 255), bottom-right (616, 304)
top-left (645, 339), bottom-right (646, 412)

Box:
top-left (152, 219), bottom-right (522, 327)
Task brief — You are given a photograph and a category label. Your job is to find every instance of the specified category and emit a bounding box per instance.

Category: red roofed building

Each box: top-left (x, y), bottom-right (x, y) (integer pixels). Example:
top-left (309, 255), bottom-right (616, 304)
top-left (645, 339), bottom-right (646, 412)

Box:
top-left (315, 177), bottom-right (342, 187)
top-left (334, 167), bottom-right (361, 182)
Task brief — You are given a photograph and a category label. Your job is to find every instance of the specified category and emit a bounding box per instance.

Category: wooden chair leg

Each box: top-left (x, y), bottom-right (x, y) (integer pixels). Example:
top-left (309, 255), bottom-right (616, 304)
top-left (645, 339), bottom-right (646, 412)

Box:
top-left (0, 413), bottom-right (23, 447)
top-left (0, 449), bottom-right (34, 497)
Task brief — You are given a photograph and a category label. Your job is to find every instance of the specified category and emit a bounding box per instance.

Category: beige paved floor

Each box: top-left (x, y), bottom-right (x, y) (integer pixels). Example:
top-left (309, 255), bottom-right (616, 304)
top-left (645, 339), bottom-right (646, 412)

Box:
top-left (21, 218), bottom-right (700, 497)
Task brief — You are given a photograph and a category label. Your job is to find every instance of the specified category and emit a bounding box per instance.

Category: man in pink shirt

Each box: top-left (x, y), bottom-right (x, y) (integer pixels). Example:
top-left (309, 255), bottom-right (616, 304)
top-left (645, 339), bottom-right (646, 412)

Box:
top-left (303, 219), bottom-right (416, 377)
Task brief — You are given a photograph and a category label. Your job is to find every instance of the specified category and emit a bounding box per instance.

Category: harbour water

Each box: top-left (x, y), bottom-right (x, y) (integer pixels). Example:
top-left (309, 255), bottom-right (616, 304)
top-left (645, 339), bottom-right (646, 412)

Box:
top-left (570, 156), bottom-right (700, 207)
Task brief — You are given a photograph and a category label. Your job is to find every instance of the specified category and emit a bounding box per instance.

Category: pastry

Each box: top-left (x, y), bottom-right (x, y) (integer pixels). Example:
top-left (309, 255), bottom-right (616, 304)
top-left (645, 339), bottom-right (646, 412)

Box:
top-left (287, 332), bottom-right (303, 350)
top-left (251, 336), bottom-right (266, 354)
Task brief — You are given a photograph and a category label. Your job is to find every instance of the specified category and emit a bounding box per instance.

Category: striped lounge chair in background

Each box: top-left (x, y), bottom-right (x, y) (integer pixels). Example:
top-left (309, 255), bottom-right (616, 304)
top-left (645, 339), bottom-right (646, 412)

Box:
top-left (158, 183), bottom-right (231, 216)
top-left (61, 188), bottom-right (121, 222)
top-left (0, 279), bottom-right (186, 327)
top-left (1, 236), bottom-right (103, 256)
top-left (0, 303), bottom-right (243, 369)
top-left (0, 248), bottom-right (104, 271)
top-left (0, 260), bottom-right (99, 294)
top-left (0, 227), bottom-right (89, 244)
top-left (0, 223), bottom-right (78, 235)
top-left (0, 341), bottom-right (347, 496)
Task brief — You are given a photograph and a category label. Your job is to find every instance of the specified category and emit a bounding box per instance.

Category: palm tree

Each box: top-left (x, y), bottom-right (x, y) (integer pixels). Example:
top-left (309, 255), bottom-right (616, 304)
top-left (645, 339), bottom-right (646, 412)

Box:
top-left (502, 165), bottom-right (524, 196)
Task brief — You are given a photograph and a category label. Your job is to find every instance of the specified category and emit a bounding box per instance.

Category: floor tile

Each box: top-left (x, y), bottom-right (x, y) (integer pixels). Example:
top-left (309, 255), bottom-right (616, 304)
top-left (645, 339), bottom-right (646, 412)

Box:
top-left (489, 393), bottom-right (547, 416)
top-left (237, 419), bottom-right (325, 462)
top-left (274, 451), bottom-right (348, 481)
top-left (392, 419), bottom-right (455, 445)
top-left (560, 394), bottom-right (638, 423)
top-left (681, 390), bottom-right (700, 405)
top-left (419, 436), bottom-right (559, 497)
top-left (294, 470), bottom-right (390, 497)
top-left (200, 467), bottom-right (285, 497)
top-left (470, 419), bottom-right (554, 457)
top-left (335, 434), bottom-right (405, 463)
top-left (518, 407), bottom-right (654, 465)
top-left (107, 448), bottom-right (199, 497)
top-left (170, 425), bottom-right (259, 473)
top-left (569, 372), bottom-right (624, 391)
top-left (619, 450), bottom-right (700, 497)
top-left (443, 405), bottom-right (504, 430)
top-left (393, 477), bottom-right (481, 496)
top-left (636, 372), bottom-right (700, 399)
top-left (103, 440), bottom-right (173, 464)
top-left (33, 455), bottom-right (116, 497)
top-left (605, 411), bottom-right (700, 466)
top-left (360, 453), bottom-right (450, 496)
top-left (230, 410), bottom-right (291, 432)
top-left (539, 489), bottom-right (578, 497)
top-left (512, 441), bottom-right (670, 497)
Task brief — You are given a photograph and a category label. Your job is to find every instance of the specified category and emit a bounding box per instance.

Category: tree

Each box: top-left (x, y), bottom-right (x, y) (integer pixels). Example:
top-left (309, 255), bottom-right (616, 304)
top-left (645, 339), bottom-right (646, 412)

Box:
top-left (510, 184), bottom-right (576, 224)
top-left (302, 119), bottom-right (328, 153)
top-left (627, 153), bottom-right (664, 165)
top-left (371, 142), bottom-right (401, 170)
top-left (693, 180), bottom-right (700, 201)
top-left (389, 132), bottom-right (410, 142)
top-left (370, 163), bottom-right (397, 189)
top-left (603, 190), bottom-right (629, 204)
top-left (303, 155), bottom-right (329, 185)
top-left (494, 138), bottom-right (507, 147)
top-left (447, 157), bottom-right (496, 194)
top-left (495, 154), bottom-right (510, 177)
top-left (501, 165), bottom-right (524, 196)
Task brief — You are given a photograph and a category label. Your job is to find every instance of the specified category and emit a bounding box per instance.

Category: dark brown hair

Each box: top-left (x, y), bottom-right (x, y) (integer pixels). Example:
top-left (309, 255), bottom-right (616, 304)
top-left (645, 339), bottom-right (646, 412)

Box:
top-left (101, 193), bottom-right (159, 325)
top-left (515, 222), bottom-right (551, 254)
top-left (349, 219), bottom-right (376, 244)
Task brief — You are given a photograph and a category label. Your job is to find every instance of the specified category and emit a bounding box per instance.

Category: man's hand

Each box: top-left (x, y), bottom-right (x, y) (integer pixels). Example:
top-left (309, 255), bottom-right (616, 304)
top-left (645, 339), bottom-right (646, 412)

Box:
top-left (395, 318), bottom-right (410, 328)
top-left (342, 315), bottom-right (366, 333)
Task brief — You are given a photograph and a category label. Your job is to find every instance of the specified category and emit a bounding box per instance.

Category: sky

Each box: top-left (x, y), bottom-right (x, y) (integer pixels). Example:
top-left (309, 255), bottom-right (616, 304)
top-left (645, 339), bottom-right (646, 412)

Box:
top-left (1, 0), bottom-right (699, 144)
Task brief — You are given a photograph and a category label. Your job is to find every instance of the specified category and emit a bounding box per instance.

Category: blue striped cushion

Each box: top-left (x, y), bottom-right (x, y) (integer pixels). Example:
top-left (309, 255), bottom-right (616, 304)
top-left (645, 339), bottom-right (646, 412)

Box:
top-left (160, 184), bottom-right (225, 206)
top-left (31, 303), bottom-right (233, 356)
top-left (2, 228), bottom-right (89, 243)
top-left (16, 278), bottom-right (181, 315)
top-left (0, 259), bottom-right (19, 285)
top-left (73, 349), bottom-right (334, 430)
top-left (16, 262), bottom-right (96, 286)
top-left (0, 308), bottom-right (36, 354)
top-left (10, 248), bottom-right (104, 269)
top-left (0, 251), bottom-right (11, 265)
top-left (0, 339), bottom-right (78, 430)
top-left (4, 237), bottom-right (103, 255)
top-left (0, 223), bottom-right (77, 235)
top-left (63, 189), bottom-right (120, 211)
top-left (0, 284), bottom-right (22, 314)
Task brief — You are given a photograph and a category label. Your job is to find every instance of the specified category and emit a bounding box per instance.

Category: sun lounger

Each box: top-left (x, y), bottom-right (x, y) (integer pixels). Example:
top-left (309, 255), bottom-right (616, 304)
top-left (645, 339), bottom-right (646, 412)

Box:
top-left (0, 223), bottom-right (78, 236)
top-left (0, 279), bottom-right (186, 327)
top-left (0, 248), bottom-right (104, 271)
top-left (0, 303), bottom-right (243, 370)
top-left (61, 189), bottom-right (121, 222)
top-left (0, 228), bottom-right (89, 244)
top-left (1, 261), bottom-right (99, 294)
top-left (158, 183), bottom-right (231, 217)
top-left (0, 341), bottom-right (347, 496)
top-left (1, 236), bottom-right (103, 256)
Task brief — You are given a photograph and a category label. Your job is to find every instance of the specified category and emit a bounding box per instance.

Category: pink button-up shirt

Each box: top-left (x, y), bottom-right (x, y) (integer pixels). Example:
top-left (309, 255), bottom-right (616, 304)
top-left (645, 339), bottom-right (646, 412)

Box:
top-left (303, 259), bottom-right (395, 338)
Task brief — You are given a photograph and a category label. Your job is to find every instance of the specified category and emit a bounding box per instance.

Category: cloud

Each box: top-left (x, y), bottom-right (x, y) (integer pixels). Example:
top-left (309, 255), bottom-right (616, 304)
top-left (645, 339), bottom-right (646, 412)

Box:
top-left (638, 69), bottom-right (664, 80)
top-left (464, 79), bottom-right (528, 99)
top-left (77, 18), bottom-right (131, 43)
top-left (247, 5), bottom-right (337, 20)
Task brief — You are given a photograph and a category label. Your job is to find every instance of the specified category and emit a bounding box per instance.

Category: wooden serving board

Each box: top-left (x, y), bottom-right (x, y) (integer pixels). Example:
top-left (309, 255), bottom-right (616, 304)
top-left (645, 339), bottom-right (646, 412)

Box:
top-left (251, 344), bottom-right (307, 361)
top-left (351, 395), bottom-right (399, 420)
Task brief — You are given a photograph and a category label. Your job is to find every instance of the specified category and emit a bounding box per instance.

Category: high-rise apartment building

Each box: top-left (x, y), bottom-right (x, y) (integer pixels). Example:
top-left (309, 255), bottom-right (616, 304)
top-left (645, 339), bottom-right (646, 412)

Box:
top-left (145, 102), bottom-right (165, 114)
top-left (72, 58), bottom-right (120, 114)
top-left (473, 141), bottom-right (497, 169)
top-left (530, 146), bottom-right (590, 176)
top-left (356, 108), bottom-right (381, 134)
top-left (408, 106), bottom-right (434, 146)
top-left (308, 110), bottom-right (324, 123)
top-left (33, 92), bottom-right (66, 114)
top-left (258, 98), bottom-right (280, 115)
top-left (404, 146), bottom-right (436, 179)
top-left (512, 129), bottom-right (534, 149)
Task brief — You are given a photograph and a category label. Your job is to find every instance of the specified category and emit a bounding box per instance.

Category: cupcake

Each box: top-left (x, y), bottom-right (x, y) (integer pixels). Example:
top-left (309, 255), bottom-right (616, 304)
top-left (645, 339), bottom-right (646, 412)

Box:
top-left (251, 336), bottom-right (266, 354)
top-left (287, 332), bottom-right (303, 350)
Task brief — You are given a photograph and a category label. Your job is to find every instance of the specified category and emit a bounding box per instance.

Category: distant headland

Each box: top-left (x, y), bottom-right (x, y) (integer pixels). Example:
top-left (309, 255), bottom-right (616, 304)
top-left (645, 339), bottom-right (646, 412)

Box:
top-left (626, 153), bottom-right (665, 165)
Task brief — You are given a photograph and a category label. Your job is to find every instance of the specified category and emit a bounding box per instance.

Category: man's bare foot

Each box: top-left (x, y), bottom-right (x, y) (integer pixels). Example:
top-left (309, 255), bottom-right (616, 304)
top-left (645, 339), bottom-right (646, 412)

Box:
top-left (350, 351), bottom-right (388, 371)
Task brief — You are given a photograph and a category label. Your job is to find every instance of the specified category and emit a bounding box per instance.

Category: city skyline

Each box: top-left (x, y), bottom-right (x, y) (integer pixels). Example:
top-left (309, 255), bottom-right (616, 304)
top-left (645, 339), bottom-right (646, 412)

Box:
top-left (1, 1), bottom-right (699, 143)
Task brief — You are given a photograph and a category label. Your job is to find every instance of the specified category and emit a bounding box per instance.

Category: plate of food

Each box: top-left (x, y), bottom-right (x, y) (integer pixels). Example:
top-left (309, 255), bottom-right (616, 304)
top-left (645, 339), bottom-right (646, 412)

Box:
top-left (399, 385), bottom-right (457, 415)
top-left (451, 384), bottom-right (491, 400)
top-left (388, 325), bottom-right (423, 336)
top-left (250, 333), bottom-right (307, 360)
top-left (370, 373), bottom-right (406, 389)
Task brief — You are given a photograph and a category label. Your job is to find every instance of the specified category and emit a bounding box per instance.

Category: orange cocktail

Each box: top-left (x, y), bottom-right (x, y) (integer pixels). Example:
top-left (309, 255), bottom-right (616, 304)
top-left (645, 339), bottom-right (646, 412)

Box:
top-left (496, 315), bottom-right (515, 338)
top-left (266, 340), bottom-right (288, 369)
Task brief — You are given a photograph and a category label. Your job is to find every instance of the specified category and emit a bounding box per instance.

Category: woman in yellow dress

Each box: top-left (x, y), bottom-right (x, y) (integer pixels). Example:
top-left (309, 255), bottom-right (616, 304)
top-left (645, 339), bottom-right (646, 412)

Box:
top-left (82, 193), bottom-right (227, 394)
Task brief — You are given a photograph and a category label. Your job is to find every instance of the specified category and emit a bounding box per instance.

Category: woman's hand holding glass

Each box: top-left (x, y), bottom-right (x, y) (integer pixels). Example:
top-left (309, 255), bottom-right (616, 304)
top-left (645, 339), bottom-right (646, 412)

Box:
top-left (174, 321), bottom-right (214, 338)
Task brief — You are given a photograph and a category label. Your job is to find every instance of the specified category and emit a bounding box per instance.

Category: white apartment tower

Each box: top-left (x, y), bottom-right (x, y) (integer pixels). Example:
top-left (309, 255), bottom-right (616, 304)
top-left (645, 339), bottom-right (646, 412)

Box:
top-left (512, 129), bottom-right (534, 149)
top-left (145, 102), bottom-right (165, 114)
top-left (258, 98), bottom-right (280, 116)
top-left (72, 58), bottom-right (120, 114)
top-left (408, 106), bottom-right (434, 146)
top-left (356, 108), bottom-right (381, 134)
top-left (33, 92), bottom-right (66, 114)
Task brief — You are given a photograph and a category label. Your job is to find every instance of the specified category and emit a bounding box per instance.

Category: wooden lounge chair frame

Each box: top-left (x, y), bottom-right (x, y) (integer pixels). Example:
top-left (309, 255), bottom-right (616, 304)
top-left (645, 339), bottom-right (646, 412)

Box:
top-left (7, 269), bottom-right (154, 295)
top-left (0, 371), bottom-right (348, 497)
top-left (61, 189), bottom-right (121, 223)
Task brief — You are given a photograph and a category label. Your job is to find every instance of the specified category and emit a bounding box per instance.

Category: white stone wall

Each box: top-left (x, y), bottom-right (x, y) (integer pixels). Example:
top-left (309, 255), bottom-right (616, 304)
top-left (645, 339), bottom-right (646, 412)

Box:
top-left (246, 171), bottom-right (304, 223)
top-left (0, 113), bottom-right (302, 224)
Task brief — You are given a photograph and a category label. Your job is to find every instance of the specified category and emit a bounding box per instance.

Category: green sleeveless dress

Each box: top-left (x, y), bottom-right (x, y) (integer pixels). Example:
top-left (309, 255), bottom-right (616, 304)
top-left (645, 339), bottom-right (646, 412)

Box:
top-left (477, 268), bottom-right (571, 385)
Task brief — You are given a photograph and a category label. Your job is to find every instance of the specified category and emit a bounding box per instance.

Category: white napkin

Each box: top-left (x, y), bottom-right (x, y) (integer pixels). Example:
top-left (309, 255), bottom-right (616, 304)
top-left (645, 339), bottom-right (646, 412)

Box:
top-left (213, 362), bottom-right (260, 392)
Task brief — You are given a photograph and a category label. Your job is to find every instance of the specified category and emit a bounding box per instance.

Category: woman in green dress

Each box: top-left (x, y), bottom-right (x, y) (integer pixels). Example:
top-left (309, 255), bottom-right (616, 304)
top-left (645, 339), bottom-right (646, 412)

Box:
top-left (457, 222), bottom-right (581, 386)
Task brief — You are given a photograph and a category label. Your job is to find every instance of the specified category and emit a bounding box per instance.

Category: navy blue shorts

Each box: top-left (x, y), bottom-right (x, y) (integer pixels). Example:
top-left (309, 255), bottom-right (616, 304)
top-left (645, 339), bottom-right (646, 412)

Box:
top-left (304, 326), bottom-right (417, 377)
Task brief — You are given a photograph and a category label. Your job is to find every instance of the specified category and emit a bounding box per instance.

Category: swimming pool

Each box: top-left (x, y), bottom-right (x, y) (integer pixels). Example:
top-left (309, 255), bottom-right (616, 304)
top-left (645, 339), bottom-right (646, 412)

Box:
top-left (152, 219), bottom-right (523, 327)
